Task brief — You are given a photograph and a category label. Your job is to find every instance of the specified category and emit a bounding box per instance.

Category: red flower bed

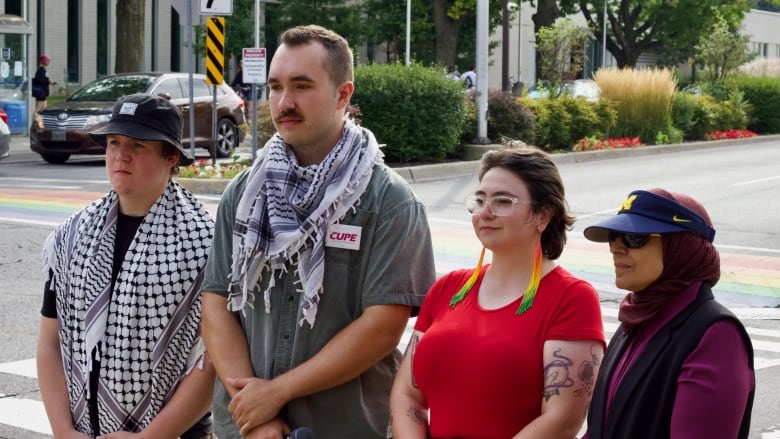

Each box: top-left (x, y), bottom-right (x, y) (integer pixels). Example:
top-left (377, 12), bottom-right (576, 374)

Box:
top-left (706, 129), bottom-right (758, 140)
top-left (573, 136), bottom-right (644, 152)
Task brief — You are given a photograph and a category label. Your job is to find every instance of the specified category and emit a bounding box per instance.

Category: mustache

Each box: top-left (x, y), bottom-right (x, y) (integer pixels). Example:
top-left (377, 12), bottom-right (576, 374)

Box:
top-left (276, 109), bottom-right (302, 120)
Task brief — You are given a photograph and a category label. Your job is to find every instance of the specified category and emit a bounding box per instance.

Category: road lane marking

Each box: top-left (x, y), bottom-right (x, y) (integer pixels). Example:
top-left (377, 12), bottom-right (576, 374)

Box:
top-left (0, 398), bottom-right (52, 435)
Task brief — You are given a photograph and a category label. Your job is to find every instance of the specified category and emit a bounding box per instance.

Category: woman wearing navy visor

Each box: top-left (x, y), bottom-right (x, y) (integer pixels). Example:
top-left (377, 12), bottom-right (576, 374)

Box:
top-left (582, 188), bottom-right (755, 439)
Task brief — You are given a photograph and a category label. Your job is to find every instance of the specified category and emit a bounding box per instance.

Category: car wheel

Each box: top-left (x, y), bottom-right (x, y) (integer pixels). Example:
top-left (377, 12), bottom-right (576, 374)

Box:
top-left (215, 118), bottom-right (238, 158)
top-left (41, 152), bottom-right (70, 164)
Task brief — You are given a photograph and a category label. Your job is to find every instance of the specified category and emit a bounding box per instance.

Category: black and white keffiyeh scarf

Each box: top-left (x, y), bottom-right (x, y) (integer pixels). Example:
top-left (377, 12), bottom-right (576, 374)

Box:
top-left (229, 118), bottom-right (382, 327)
top-left (42, 180), bottom-right (213, 436)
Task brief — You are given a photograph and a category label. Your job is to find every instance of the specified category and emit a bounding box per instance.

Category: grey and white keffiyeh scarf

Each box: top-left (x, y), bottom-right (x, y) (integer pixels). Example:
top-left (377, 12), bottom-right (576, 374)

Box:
top-left (229, 118), bottom-right (382, 327)
top-left (42, 180), bottom-right (213, 436)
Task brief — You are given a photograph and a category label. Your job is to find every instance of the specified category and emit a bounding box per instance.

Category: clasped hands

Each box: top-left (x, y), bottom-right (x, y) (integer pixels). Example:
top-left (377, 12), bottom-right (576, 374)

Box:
top-left (227, 376), bottom-right (290, 438)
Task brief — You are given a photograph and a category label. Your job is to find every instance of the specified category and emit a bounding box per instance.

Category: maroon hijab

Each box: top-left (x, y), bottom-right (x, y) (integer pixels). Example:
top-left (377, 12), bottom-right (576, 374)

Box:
top-left (618, 189), bottom-right (720, 332)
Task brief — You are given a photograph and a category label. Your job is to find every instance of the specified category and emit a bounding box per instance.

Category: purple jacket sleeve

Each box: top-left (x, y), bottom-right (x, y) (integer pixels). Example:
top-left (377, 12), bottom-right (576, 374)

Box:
top-left (671, 320), bottom-right (754, 438)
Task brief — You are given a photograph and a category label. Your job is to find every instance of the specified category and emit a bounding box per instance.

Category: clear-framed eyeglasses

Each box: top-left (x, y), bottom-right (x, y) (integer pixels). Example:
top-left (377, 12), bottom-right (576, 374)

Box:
top-left (465, 195), bottom-right (530, 216)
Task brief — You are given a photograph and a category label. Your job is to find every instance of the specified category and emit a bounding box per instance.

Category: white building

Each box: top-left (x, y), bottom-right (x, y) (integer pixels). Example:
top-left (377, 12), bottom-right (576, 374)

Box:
top-left (7, 1), bottom-right (780, 93)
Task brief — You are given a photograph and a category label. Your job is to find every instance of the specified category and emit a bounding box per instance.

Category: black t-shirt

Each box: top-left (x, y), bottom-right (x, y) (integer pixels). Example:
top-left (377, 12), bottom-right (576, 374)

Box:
top-left (42, 213), bottom-right (212, 437)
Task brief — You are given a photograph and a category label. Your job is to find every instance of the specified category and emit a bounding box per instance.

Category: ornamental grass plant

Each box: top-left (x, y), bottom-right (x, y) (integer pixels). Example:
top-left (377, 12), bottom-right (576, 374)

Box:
top-left (595, 67), bottom-right (677, 143)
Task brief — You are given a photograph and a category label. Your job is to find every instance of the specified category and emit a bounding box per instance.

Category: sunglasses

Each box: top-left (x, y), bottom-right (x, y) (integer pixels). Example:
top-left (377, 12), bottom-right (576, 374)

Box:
top-left (607, 231), bottom-right (661, 249)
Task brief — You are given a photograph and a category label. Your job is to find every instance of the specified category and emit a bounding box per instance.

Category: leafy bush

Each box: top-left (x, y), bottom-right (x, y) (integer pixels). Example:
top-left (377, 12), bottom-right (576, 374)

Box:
top-left (247, 101), bottom-right (277, 146)
top-left (654, 127), bottom-right (684, 145)
top-left (460, 90), bottom-right (536, 144)
top-left (353, 63), bottom-right (467, 162)
top-left (595, 67), bottom-right (676, 143)
top-left (732, 75), bottom-right (780, 134)
top-left (712, 91), bottom-right (749, 131)
top-left (671, 92), bottom-right (698, 138)
top-left (521, 97), bottom-right (616, 151)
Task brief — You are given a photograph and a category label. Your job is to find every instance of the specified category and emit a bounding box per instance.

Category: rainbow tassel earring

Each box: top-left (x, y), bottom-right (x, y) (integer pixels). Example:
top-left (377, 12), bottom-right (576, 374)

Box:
top-left (516, 239), bottom-right (543, 315)
top-left (449, 247), bottom-right (486, 308)
top-left (450, 241), bottom-right (543, 314)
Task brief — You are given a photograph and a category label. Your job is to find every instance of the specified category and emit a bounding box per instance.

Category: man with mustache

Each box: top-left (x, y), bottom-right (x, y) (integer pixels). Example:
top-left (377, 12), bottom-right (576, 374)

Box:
top-left (201, 25), bottom-right (436, 439)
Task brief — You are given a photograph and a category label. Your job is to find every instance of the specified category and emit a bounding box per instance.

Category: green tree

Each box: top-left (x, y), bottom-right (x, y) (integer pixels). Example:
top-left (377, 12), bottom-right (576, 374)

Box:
top-left (428, 0), bottom-right (505, 69)
top-left (265, 0), bottom-right (368, 47)
top-left (116, 0), bottom-right (144, 72)
top-left (224, 0), bottom-right (259, 59)
top-left (559, 0), bottom-right (750, 68)
top-left (535, 18), bottom-right (592, 95)
top-left (531, 0), bottom-right (561, 79)
top-left (363, 0), bottom-right (434, 63)
top-left (694, 15), bottom-right (752, 81)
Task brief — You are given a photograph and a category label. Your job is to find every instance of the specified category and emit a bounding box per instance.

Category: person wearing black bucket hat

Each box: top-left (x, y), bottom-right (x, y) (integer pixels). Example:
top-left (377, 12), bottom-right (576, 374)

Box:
top-left (89, 93), bottom-right (194, 166)
top-left (582, 188), bottom-right (755, 439)
top-left (37, 93), bottom-right (217, 438)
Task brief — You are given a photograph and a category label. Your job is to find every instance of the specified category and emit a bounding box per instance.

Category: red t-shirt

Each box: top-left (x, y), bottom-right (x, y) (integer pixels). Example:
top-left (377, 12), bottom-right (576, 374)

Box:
top-left (413, 264), bottom-right (605, 439)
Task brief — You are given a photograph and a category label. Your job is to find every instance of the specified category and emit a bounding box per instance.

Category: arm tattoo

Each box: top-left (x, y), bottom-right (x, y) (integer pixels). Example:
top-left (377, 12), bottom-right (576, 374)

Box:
top-left (406, 333), bottom-right (421, 388)
top-left (543, 348), bottom-right (574, 401)
top-left (574, 345), bottom-right (601, 398)
top-left (406, 406), bottom-right (428, 426)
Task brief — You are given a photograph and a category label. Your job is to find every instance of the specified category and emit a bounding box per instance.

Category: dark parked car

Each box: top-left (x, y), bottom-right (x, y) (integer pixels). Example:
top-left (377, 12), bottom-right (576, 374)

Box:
top-left (30, 72), bottom-right (247, 164)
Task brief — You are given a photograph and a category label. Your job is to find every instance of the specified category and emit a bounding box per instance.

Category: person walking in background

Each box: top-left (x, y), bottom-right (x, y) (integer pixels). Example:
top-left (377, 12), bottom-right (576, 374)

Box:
top-left (583, 188), bottom-right (755, 439)
top-left (231, 58), bottom-right (252, 103)
top-left (33, 54), bottom-right (56, 113)
top-left (36, 94), bottom-right (216, 438)
top-left (460, 64), bottom-right (476, 93)
top-left (390, 147), bottom-right (605, 439)
top-left (201, 25), bottom-right (436, 439)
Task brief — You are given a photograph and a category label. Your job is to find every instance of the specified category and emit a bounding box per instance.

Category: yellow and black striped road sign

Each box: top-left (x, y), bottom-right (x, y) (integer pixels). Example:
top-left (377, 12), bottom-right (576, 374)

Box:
top-left (206, 17), bottom-right (225, 85)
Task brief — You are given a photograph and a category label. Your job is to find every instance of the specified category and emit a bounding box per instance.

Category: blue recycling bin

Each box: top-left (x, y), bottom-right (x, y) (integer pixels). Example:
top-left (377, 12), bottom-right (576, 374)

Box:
top-left (0, 99), bottom-right (27, 134)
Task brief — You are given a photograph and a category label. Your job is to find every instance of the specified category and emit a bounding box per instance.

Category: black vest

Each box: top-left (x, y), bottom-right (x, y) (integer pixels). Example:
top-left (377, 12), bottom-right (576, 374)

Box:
top-left (586, 283), bottom-right (755, 439)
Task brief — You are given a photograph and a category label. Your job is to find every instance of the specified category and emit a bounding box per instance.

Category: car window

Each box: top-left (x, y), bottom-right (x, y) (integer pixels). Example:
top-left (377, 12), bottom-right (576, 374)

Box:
top-left (152, 78), bottom-right (185, 100)
top-left (192, 78), bottom-right (212, 98)
top-left (68, 75), bottom-right (155, 101)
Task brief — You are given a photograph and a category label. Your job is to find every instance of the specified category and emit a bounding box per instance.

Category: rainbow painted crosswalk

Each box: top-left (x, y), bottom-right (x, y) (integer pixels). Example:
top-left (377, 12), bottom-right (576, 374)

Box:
top-left (2, 188), bottom-right (779, 307)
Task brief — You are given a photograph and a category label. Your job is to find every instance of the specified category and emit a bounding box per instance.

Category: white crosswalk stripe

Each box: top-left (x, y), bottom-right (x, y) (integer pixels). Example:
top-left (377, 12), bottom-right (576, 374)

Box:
top-left (2, 306), bottom-right (779, 437)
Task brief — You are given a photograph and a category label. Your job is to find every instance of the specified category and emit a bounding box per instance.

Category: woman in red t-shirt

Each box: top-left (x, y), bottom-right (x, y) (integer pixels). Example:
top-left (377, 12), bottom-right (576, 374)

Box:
top-left (390, 147), bottom-right (606, 439)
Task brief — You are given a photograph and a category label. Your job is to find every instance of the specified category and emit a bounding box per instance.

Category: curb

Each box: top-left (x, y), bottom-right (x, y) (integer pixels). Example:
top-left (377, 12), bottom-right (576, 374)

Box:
top-left (394, 134), bottom-right (780, 183)
top-left (177, 134), bottom-right (780, 193)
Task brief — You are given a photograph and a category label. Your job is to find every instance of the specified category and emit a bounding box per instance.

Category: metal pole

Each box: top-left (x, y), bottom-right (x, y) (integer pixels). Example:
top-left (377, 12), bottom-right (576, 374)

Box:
top-left (517, 4), bottom-right (522, 83)
top-left (602, 0), bottom-right (607, 68)
top-left (188, 1), bottom-right (196, 159)
top-left (252, 0), bottom-right (260, 160)
top-left (476, 0), bottom-right (488, 143)
top-left (501, 1), bottom-right (509, 91)
top-left (212, 85), bottom-right (217, 165)
top-left (405, 0), bottom-right (411, 65)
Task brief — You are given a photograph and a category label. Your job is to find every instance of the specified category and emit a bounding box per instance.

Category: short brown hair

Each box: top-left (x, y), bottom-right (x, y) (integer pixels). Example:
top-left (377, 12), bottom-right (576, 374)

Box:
top-left (160, 142), bottom-right (181, 175)
top-left (479, 147), bottom-right (574, 260)
top-left (280, 25), bottom-right (353, 86)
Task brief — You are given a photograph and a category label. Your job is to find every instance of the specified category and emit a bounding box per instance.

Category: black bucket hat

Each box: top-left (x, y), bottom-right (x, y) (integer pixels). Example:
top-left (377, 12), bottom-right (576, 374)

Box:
top-left (89, 93), bottom-right (193, 165)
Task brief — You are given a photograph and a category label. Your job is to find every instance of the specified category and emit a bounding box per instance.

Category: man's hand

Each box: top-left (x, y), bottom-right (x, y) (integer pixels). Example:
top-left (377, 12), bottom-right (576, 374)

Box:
top-left (227, 377), bottom-right (288, 436)
top-left (245, 417), bottom-right (291, 439)
top-left (96, 432), bottom-right (138, 439)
